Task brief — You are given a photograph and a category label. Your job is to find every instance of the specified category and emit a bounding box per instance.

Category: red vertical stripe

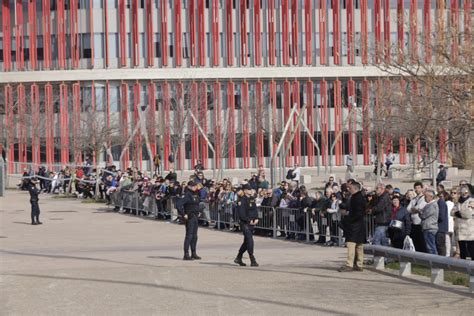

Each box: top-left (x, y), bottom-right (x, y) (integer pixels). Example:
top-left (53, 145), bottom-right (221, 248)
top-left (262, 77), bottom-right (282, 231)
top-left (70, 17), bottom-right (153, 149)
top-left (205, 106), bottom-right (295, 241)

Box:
top-left (255, 81), bottom-right (264, 166)
top-left (60, 83), bottom-right (69, 165)
top-left (305, 0), bottom-right (312, 65)
top-left (319, 0), bottom-right (327, 65)
top-left (374, 0), bottom-right (382, 63)
top-left (383, 0), bottom-right (391, 62)
top-left (175, 82), bottom-right (184, 170)
top-left (43, 0), bottom-right (52, 69)
top-left (133, 83), bottom-right (142, 169)
top-left (334, 80), bottom-right (342, 166)
top-left (104, 0), bottom-right (109, 68)
top-left (398, 80), bottom-right (407, 164)
top-left (31, 84), bottom-right (40, 166)
top-left (306, 81), bottom-right (314, 166)
top-left (198, 0), bottom-right (205, 66)
top-left (89, 0), bottom-right (94, 68)
top-left (465, 0), bottom-right (472, 49)
top-left (121, 83), bottom-right (129, 168)
top-left (226, 0), bottom-right (233, 66)
top-left (282, 0), bottom-right (290, 65)
top-left (162, 82), bottom-right (171, 170)
top-left (283, 80), bottom-right (291, 166)
top-left (28, 0), bottom-right (37, 70)
top-left (15, 0), bottom-right (24, 70)
top-left (199, 82), bottom-right (208, 168)
top-left (227, 82), bottom-right (236, 168)
top-left (211, 0), bottom-right (219, 66)
top-left (347, 0), bottom-right (354, 65)
top-left (17, 84), bottom-right (26, 167)
top-left (2, 0), bottom-right (12, 71)
top-left (360, 0), bottom-right (368, 64)
top-left (147, 82), bottom-right (156, 158)
top-left (423, 0), bottom-right (431, 63)
top-left (410, 0), bottom-right (418, 62)
top-left (348, 79), bottom-right (356, 164)
top-left (190, 0), bottom-right (196, 66)
top-left (72, 83), bottom-right (81, 164)
top-left (174, 0), bottom-right (181, 66)
top-left (291, 0), bottom-right (299, 65)
top-left (191, 82), bottom-right (199, 166)
top-left (320, 80), bottom-right (328, 166)
top-left (292, 80), bottom-right (301, 165)
top-left (119, 0), bottom-right (126, 67)
top-left (146, 2), bottom-right (156, 67)
top-left (71, 0), bottom-right (80, 68)
top-left (45, 84), bottom-right (54, 168)
top-left (240, 0), bottom-right (248, 66)
top-left (397, 0), bottom-right (404, 62)
top-left (333, 0), bottom-right (340, 65)
top-left (132, 0), bottom-right (139, 67)
top-left (241, 81), bottom-right (250, 168)
top-left (57, 0), bottom-right (66, 69)
top-left (161, 0), bottom-right (168, 66)
top-left (5, 86), bottom-right (14, 170)
top-left (450, 0), bottom-right (459, 61)
top-left (214, 81), bottom-right (221, 169)
top-left (269, 80), bottom-right (277, 159)
top-left (254, 0), bottom-right (262, 66)
top-left (362, 80), bottom-right (370, 165)
top-left (439, 129), bottom-right (448, 164)
top-left (268, 0), bottom-right (276, 65)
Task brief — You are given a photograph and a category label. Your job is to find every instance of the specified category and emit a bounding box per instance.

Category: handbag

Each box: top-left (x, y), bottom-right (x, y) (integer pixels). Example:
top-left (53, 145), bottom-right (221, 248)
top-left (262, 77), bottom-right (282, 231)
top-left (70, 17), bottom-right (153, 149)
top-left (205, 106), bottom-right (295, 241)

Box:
top-left (403, 235), bottom-right (416, 252)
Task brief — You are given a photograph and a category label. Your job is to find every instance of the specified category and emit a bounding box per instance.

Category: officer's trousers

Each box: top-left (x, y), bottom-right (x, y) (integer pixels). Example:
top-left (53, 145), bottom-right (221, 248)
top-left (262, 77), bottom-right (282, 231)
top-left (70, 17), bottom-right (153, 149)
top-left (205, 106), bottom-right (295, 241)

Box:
top-left (238, 223), bottom-right (255, 256)
top-left (184, 215), bottom-right (198, 254)
top-left (31, 201), bottom-right (40, 223)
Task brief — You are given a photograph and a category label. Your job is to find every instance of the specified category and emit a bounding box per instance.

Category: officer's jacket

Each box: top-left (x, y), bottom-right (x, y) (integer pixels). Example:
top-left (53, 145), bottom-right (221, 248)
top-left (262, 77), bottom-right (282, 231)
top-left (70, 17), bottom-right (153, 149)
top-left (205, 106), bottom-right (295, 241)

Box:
top-left (237, 195), bottom-right (258, 223)
top-left (28, 185), bottom-right (40, 202)
top-left (176, 189), bottom-right (200, 217)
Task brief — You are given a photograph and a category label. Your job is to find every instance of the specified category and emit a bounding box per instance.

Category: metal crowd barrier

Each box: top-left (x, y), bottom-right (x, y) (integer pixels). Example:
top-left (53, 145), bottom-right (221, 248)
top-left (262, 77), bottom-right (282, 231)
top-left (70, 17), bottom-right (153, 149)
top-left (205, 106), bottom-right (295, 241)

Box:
top-left (364, 244), bottom-right (474, 293)
top-left (106, 193), bottom-right (376, 247)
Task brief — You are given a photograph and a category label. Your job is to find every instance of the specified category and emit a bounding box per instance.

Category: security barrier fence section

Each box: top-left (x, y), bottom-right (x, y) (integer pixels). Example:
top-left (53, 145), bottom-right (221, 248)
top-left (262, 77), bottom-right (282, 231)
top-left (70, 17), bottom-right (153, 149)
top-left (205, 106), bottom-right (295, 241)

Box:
top-left (109, 191), bottom-right (376, 245)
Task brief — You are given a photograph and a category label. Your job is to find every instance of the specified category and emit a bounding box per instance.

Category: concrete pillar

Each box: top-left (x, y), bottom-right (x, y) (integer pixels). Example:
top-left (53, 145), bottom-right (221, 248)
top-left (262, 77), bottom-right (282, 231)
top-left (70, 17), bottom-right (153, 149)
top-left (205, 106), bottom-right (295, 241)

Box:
top-left (399, 262), bottom-right (411, 276)
top-left (431, 268), bottom-right (444, 285)
top-left (374, 256), bottom-right (385, 270)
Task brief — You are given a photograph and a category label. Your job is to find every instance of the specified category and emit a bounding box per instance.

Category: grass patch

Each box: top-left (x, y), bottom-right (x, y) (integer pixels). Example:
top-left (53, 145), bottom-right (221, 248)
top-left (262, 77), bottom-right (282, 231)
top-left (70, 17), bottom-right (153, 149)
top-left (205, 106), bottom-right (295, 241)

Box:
top-left (81, 199), bottom-right (107, 204)
top-left (386, 262), bottom-right (470, 287)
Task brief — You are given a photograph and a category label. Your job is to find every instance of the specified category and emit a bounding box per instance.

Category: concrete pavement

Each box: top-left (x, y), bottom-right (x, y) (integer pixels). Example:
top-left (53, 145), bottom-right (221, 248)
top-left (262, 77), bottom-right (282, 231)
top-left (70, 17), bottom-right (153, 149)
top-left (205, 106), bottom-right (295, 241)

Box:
top-left (1, 191), bottom-right (473, 315)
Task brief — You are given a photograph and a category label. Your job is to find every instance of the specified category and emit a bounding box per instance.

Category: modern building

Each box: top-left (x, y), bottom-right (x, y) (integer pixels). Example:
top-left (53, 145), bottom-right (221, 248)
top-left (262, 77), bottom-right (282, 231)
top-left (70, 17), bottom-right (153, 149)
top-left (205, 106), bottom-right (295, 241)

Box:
top-left (1, 0), bottom-right (469, 172)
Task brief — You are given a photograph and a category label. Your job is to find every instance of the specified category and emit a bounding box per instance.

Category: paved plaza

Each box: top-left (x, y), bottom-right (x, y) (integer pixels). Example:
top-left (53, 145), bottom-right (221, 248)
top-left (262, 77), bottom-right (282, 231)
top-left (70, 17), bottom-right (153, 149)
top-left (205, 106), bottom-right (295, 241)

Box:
top-left (1, 191), bottom-right (473, 315)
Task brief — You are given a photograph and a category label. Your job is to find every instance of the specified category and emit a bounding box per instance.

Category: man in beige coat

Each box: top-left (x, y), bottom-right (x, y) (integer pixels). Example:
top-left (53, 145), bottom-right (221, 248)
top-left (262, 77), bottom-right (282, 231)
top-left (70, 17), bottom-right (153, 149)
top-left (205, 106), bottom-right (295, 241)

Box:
top-left (451, 186), bottom-right (474, 260)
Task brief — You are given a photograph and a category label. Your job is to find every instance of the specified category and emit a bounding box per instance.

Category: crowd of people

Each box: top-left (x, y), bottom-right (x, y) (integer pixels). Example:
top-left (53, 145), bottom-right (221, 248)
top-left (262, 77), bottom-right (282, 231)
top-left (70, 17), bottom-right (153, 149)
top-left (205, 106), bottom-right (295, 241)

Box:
top-left (20, 161), bottom-right (474, 264)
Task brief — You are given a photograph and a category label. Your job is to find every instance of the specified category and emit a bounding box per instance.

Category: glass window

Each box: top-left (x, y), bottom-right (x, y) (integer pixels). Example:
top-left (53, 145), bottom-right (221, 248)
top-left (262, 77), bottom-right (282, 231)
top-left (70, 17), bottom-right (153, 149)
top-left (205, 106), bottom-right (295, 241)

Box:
top-left (94, 34), bottom-right (103, 59)
top-left (109, 33), bottom-right (119, 58)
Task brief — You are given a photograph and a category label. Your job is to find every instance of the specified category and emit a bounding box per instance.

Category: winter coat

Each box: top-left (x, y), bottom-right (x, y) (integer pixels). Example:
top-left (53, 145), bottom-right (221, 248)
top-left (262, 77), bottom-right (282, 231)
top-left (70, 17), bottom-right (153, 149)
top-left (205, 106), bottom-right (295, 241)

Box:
top-left (342, 191), bottom-right (367, 244)
top-left (372, 191), bottom-right (392, 226)
top-left (420, 200), bottom-right (439, 232)
top-left (451, 197), bottom-right (474, 241)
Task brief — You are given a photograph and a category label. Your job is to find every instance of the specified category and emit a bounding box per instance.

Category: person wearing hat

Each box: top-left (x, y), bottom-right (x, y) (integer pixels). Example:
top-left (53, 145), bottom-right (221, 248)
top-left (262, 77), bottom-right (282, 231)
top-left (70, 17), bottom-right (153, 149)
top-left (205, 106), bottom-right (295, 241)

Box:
top-left (27, 178), bottom-right (42, 225)
top-left (176, 181), bottom-right (202, 260)
top-left (436, 165), bottom-right (447, 186)
top-left (234, 184), bottom-right (259, 267)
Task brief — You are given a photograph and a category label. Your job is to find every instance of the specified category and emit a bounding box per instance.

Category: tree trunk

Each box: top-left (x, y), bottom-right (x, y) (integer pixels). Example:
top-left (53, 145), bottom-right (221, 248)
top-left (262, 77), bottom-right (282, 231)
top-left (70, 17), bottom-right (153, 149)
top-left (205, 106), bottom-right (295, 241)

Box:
top-left (430, 141), bottom-right (437, 188)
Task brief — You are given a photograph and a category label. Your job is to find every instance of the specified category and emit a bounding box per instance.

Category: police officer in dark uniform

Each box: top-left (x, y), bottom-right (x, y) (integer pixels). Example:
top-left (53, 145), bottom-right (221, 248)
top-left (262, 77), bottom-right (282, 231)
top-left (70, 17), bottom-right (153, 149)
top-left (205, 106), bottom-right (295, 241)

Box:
top-left (234, 184), bottom-right (259, 267)
top-left (27, 178), bottom-right (42, 225)
top-left (176, 181), bottom-right (201, 260)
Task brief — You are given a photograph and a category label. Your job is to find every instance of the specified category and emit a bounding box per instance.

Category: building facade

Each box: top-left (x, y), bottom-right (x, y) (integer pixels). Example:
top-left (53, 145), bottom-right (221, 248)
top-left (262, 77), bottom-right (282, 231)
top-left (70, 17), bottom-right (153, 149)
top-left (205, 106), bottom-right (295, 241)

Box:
top-left (0, 0), bottom-right (470, 172)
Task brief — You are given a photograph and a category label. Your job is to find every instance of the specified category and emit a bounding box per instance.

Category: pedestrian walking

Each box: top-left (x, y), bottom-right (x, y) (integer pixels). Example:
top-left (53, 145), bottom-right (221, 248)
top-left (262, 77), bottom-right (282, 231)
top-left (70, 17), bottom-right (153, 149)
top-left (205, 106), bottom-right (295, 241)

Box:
top-left (27, 178), bottom-right (42, 225)
top-left (176, 181), bottom-right (202, 260)
top-left (234, 184), bottom-right (259, 267)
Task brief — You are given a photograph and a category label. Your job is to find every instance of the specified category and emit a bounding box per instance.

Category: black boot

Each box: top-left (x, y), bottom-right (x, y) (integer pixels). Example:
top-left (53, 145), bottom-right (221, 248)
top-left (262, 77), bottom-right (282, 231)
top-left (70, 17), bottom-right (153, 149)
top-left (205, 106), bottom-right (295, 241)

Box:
top-left (234, 255), bottom-right (246, 266)
top-left (183, 253), bottom-right (193, 261)
top-left (191, 252), bottom-right (201, 260)
top-left (250, 255), bottom-right (259, 267)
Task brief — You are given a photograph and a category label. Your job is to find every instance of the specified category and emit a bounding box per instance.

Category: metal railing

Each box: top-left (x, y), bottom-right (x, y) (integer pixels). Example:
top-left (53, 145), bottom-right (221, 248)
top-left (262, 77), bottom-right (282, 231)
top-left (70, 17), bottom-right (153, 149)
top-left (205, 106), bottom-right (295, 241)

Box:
top-left (364, 244), bottom-right (474, 293)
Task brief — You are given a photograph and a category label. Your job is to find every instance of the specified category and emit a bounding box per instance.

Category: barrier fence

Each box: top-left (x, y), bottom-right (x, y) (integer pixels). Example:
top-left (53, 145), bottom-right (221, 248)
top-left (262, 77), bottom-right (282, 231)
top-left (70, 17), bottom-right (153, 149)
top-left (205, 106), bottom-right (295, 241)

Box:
top-left (108, 191), bottom-right (377, 245)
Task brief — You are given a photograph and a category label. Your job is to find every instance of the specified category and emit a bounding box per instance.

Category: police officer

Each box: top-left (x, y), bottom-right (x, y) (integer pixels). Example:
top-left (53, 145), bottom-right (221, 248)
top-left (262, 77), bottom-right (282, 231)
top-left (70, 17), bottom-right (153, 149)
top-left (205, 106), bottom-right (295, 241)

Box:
top-left (234, 184), bottom-right (259, 267)
top-left (176, 181), bottom-right (201, 260)
top-left (27, 178), bottom-right (42, 225)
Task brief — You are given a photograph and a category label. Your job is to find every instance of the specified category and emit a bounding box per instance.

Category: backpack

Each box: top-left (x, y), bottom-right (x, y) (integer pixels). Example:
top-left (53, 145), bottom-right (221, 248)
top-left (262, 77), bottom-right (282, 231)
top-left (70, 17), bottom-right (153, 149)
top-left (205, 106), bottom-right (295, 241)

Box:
top-left (286, 169), bottom-right (295, 180)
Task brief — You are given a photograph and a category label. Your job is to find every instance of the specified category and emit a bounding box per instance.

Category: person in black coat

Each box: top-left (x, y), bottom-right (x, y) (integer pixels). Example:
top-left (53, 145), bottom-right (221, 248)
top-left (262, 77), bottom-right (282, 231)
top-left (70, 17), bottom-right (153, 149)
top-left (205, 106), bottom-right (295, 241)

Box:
top-left (27, 179), bottom-right (42, 225)
top-left (234, 184), bottom-right (259, 267)
top-left (339, 181), bottom-right (366, 272)
top-left (176, 181), bottom-right (202, 260)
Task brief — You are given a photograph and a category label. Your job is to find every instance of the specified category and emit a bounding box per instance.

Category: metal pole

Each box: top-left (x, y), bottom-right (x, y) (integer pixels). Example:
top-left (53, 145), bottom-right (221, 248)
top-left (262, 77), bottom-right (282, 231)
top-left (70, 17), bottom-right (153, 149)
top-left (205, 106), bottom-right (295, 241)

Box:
top-left (272, 207), bottom-right (277, 238)
top-left (188, 111), bottom-right (216, 179)
top-left (0, 157), bottom-right (5, 197)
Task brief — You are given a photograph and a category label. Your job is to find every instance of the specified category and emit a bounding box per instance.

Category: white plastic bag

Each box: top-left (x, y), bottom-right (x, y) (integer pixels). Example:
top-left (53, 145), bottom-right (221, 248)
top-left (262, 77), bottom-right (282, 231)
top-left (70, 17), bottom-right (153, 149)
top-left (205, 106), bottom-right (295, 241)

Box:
top-left (403, 235), bottom-right (416, 252)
